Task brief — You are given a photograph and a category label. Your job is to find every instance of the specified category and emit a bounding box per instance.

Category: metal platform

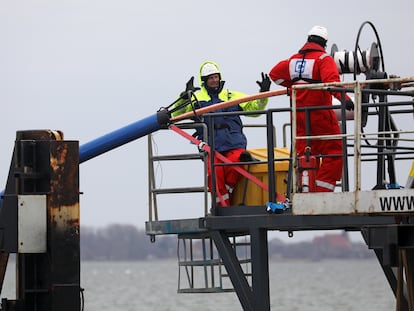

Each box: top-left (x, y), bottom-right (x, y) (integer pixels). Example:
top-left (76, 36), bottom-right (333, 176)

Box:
top-left (145, 76), bottom-right (414, 310)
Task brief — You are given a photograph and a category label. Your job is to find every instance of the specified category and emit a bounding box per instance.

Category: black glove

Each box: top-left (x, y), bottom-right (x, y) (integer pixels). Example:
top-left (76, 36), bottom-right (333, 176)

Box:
top-left (256, 72), bottom-right (271, 92)
top-left (180, 76), bottom-right (200, 99)
top-left (344, 99), bottom-right (354, 111)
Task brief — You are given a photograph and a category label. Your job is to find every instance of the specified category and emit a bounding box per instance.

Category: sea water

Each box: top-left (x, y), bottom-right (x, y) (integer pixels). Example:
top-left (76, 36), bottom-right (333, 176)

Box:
top-left (1, 259), bottom-right (395, 310)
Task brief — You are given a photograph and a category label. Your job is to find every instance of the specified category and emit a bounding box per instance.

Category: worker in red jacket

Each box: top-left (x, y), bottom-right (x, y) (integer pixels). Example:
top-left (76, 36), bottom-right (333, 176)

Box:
top-left (269, 25), bottom-right (354, 192)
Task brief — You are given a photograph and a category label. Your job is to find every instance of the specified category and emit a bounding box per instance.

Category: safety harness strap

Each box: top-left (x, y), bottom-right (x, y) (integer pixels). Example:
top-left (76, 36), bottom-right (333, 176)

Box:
top-left (291, 50), bottom-right (324, 84)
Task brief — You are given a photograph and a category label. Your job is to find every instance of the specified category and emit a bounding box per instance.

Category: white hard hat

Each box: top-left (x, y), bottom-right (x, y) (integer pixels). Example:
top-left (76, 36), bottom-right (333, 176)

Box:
top-left (201, 63), bottom-right (220, 77)
top-left (308, 25), bottom-right (328, 41)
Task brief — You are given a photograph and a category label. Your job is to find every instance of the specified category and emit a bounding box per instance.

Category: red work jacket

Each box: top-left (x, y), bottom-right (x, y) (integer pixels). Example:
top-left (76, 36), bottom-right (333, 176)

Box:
top-left (269, 41), bottom-right (351, 108)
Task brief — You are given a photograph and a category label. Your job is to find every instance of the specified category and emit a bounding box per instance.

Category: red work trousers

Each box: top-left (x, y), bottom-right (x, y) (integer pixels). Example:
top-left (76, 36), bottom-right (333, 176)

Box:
top-left (208, 148), bottom-right (245, 206)
top-left (296, 109), bottom-right (343, 192)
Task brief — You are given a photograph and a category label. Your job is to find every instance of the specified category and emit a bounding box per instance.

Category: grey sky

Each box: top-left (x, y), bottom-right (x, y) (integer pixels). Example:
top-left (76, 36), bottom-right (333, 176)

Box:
top-left (1, 0), bottom-right (413, 242)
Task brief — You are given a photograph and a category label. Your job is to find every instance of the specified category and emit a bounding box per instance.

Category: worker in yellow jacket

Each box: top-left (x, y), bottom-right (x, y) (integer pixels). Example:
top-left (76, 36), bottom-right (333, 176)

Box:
top-left (172, 61), bottom-right (270, 206)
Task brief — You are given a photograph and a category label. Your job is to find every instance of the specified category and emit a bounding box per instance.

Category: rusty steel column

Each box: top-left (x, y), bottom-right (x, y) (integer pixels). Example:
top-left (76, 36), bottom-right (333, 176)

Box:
top-left (47, 135), bottom-right (81, 310)
top-left (1, 130), bottom-right (81, 311)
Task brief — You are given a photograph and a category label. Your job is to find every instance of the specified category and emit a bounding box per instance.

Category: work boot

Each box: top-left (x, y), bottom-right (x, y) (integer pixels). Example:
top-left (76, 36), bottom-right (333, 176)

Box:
top-left (239, 151), bottom-right (254, 162)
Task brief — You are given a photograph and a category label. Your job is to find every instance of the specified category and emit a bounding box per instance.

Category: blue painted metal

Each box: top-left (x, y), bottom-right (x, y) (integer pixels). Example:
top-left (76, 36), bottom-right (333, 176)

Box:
top-left (266, 201), bottom-right (287, 213)
top-left (386, 183), bottom-right (402, 189)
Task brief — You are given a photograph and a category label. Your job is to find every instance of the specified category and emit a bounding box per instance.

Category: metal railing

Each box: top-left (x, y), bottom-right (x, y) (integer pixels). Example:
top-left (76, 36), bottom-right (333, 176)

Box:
top-left (147, 123), bottom-right (209, 221)
top-left (147, 76), bottom-right (414, 218)
top-left (291, 76), bottom-right (414, 193)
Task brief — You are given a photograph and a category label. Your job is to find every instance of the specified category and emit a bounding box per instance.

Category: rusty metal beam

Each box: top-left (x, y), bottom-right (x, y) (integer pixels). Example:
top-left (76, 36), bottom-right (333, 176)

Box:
top-left (0, 130), bottom-right (81, 311)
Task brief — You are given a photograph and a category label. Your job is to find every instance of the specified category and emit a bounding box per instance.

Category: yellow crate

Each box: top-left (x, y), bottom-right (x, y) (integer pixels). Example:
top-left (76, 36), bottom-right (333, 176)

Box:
top-left (231, 147), bottom-right (290, 206)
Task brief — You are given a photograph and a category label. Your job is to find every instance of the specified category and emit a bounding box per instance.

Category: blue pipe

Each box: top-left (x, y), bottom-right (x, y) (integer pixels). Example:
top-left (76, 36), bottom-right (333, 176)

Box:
top-left (79, 110), bottom-right (169, 163)
top-left (0, 109), bottom-right (171, 206)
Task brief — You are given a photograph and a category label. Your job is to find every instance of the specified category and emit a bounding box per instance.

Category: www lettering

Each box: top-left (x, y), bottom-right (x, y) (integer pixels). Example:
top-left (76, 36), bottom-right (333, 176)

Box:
top-left (380, 196), bottom-right (414, 211)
